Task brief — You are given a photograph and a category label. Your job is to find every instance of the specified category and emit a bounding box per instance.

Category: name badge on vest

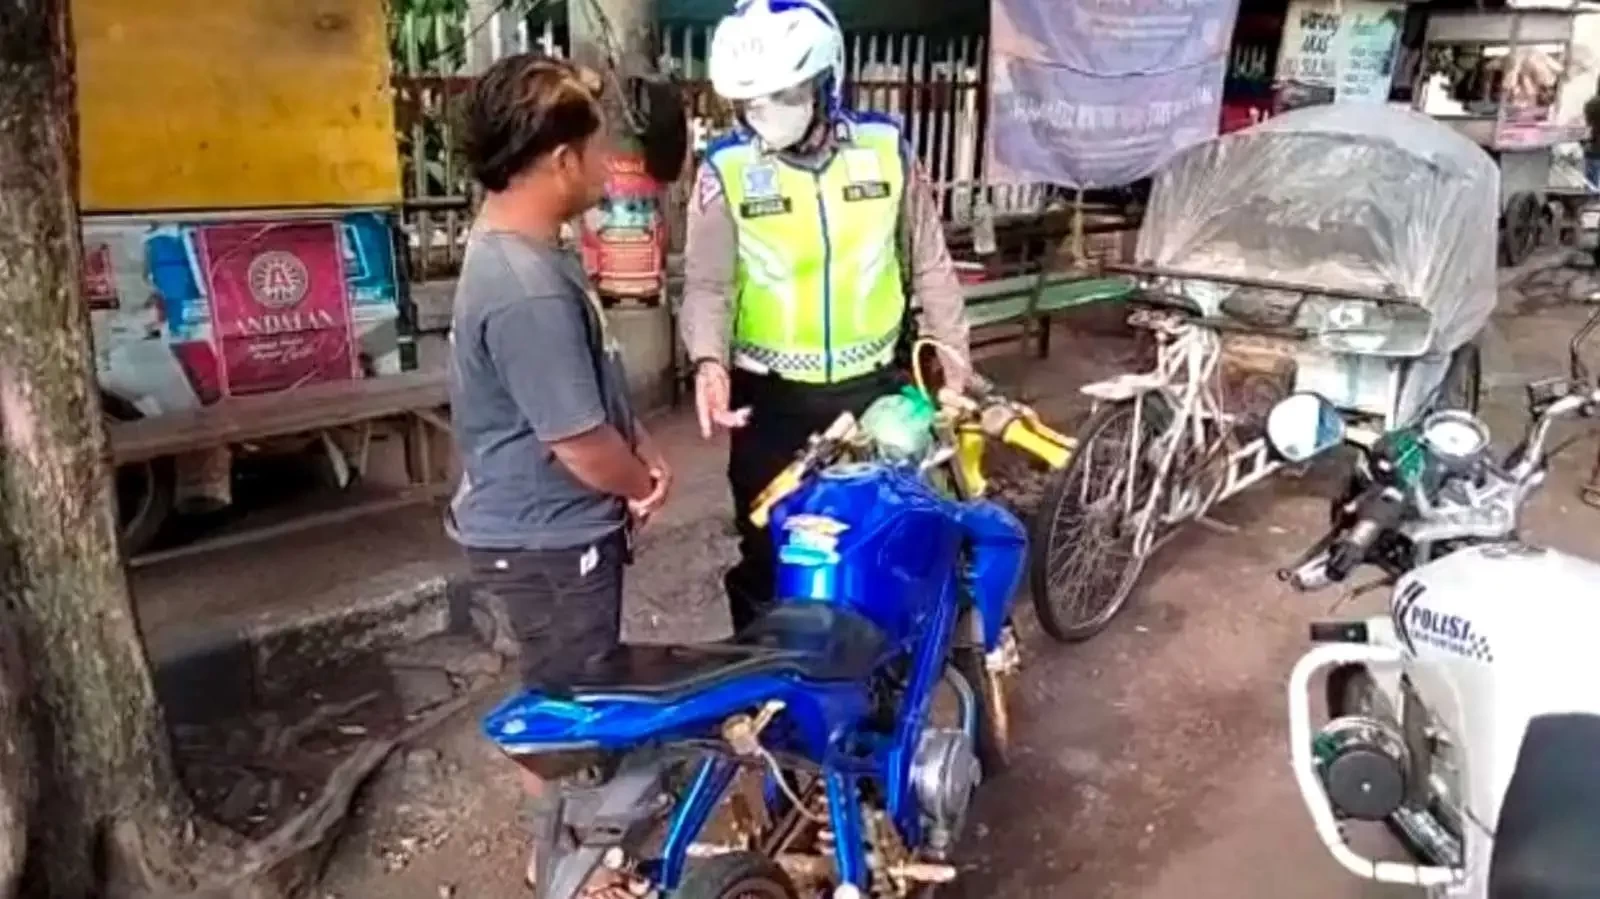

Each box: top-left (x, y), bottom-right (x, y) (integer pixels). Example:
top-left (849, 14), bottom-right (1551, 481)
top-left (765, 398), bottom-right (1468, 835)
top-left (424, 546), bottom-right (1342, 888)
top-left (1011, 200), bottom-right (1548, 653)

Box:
top-left (841, 148), bottom-right (890, 202)
top-left (739, 163), bottom-right (791, 218)
top-left (843, 182), bottom-right (890, 202)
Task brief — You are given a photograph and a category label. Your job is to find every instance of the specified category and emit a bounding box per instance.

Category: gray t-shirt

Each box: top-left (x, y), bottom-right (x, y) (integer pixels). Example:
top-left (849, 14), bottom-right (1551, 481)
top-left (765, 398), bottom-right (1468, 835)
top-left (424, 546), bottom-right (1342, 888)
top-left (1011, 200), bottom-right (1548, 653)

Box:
top-left (446, 230), bottom-right (636, 551)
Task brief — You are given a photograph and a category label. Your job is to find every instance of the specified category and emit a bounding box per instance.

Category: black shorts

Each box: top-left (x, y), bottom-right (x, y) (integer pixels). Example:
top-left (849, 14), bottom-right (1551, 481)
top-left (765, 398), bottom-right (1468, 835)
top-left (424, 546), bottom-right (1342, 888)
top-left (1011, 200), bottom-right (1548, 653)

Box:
top-left (465, 532), bottom-right (625, 685)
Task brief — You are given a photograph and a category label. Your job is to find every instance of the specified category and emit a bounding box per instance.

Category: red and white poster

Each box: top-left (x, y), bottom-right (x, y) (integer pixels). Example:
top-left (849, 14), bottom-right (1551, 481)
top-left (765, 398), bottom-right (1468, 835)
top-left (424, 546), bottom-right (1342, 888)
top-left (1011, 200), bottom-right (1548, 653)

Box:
top-left (196, 221), bottom-right (357, 396)
top-left (580, 152), bottom-right (666, 302)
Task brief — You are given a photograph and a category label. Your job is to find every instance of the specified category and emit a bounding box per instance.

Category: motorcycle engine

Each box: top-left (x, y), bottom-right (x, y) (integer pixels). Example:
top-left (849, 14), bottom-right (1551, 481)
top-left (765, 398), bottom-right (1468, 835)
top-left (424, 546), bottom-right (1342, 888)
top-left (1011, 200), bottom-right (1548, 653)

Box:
top-left (1315, 715), bottom-right (1409, 821)
top-left (911, 727), bottom-right (982, 856)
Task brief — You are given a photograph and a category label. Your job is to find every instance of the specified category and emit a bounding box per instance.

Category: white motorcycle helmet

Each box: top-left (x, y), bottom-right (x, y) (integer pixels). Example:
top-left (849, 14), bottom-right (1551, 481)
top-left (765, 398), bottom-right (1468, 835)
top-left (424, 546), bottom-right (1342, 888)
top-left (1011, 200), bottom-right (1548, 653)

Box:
top-left (709, 0), bottom-right (846, 149)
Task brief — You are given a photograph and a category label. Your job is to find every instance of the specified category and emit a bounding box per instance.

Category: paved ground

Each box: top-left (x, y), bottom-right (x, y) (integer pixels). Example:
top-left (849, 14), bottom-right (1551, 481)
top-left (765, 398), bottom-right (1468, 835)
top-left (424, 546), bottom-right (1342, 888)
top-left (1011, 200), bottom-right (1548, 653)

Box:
top-left (133, 278), bottom-right (1600, 898)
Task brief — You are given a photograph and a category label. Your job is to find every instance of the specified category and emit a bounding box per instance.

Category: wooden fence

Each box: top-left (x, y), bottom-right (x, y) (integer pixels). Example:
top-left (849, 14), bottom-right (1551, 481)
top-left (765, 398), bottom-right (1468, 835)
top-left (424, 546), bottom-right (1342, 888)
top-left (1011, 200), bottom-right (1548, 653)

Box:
top-left (393, 8), bottom-right (1056, 280)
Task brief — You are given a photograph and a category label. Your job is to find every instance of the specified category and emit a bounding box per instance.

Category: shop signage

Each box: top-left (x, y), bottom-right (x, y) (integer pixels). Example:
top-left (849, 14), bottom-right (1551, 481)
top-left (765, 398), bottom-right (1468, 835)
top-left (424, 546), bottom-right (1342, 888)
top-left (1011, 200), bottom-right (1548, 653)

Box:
top-left (1275, 0), bottom-right (1405, 109)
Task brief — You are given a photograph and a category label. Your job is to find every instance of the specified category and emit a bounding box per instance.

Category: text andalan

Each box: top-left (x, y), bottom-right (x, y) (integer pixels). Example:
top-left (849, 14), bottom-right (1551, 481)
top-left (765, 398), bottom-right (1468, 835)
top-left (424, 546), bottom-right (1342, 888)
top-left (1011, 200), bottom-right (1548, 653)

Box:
top-left (236, 308), bottom-right (339, 335)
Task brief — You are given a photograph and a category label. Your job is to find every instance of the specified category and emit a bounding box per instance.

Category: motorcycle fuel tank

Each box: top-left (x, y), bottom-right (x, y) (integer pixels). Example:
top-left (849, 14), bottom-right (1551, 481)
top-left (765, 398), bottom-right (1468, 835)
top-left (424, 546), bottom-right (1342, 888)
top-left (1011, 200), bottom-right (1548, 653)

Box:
top-left (1395, 541), bottom-right (1600, 679)
top-left (769, 462), bottom-right (1026, 648)
top-left (1393, 541), bottom-right (1600, 843)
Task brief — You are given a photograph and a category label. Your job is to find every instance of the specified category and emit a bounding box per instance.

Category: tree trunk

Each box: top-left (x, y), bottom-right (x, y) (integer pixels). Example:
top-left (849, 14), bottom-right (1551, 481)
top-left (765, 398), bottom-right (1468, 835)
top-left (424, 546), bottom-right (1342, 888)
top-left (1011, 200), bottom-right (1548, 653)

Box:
top-left (0, 622), bottom-right (33, 899)
top-left (0, 3), bottom-right (189, 896)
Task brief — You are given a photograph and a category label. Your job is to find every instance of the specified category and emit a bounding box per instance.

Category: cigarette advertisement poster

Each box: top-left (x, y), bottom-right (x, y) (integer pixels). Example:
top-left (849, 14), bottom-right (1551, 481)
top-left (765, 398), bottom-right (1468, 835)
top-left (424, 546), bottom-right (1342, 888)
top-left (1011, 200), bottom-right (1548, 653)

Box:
top-left (83, 211), bottom-right (404, 418)
top-left (988, 0), bottom-right (1241, 188)
top-left (581, 152), bottom-right (666, 301)
top-left (197, 221), bottom-right (358, 397)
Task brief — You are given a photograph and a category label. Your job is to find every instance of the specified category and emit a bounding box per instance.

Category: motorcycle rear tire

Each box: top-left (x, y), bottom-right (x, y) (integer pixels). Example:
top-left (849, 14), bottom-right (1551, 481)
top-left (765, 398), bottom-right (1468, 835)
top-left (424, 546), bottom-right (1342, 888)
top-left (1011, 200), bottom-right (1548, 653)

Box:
top-left (954, 649), bottom-right (1012, 777)
top-left (675, 852), bottom-right (799, 899)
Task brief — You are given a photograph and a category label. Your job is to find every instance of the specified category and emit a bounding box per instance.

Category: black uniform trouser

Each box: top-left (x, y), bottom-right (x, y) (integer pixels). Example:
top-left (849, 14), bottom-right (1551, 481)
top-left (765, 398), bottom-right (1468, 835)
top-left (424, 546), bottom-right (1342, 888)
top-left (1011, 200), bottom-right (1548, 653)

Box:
top-left (724, 366), bottom-right (904, 633)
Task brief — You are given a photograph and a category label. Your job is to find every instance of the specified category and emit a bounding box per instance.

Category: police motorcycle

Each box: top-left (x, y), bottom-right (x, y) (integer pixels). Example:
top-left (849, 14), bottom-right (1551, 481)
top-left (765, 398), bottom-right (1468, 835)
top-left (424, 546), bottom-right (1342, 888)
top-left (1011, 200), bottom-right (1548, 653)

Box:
top-left (482, 341), bottom-right (1072, 899)
top-left (1265, 321), bottom-right (1600, 897)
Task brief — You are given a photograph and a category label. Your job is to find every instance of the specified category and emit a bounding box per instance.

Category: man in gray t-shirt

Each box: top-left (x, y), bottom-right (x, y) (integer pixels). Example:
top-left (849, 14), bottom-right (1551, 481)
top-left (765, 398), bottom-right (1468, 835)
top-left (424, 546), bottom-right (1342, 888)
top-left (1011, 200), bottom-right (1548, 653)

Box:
top-left (450, 54), bottom-right (675, 894)
top-left (447, 55), bottom-right (671, 696)
top-left (449, 231), bottom-right (639, 551)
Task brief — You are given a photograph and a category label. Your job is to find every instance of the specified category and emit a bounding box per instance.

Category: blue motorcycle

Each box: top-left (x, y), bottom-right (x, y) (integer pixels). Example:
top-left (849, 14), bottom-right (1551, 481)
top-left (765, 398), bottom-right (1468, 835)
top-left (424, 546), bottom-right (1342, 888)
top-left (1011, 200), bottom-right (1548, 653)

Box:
top-left (483, 345), bottom-right (1074, 899)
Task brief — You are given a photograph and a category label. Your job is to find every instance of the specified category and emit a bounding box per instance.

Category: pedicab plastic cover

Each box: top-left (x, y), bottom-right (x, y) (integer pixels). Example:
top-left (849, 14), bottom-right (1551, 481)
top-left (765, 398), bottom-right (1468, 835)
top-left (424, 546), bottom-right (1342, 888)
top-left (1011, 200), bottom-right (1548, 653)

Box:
top-left (1134, 104), bottom-right (1501, 354)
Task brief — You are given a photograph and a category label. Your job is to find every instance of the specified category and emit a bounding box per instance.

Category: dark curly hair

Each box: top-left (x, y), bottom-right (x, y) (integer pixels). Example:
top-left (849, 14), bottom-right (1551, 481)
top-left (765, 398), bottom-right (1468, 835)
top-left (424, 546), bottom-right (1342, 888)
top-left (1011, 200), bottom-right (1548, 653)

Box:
top-left (463, 54), bottom-right (605, 192)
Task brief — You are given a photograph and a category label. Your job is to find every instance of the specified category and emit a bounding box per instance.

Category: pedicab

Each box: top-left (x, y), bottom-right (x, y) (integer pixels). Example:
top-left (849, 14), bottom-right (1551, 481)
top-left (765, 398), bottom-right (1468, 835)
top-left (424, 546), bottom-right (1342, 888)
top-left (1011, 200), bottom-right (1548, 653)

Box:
top-left (1029, 103), bottom-right (1501, 643)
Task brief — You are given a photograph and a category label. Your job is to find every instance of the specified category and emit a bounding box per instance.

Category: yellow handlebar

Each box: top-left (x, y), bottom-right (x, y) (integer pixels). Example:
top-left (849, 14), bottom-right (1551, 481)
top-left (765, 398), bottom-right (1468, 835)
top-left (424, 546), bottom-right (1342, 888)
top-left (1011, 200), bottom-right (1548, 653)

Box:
top-left (999, 417), bottom-right (1074, 470)
top-left (749, 460), bottom-right (806, 529)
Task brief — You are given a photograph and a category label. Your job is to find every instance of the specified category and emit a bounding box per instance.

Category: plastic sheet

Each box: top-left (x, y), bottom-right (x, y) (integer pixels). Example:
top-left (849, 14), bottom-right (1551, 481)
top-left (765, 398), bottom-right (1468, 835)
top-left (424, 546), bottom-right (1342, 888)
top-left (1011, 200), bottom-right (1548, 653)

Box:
top-left (1134, 103), bottom-right (1501, 353)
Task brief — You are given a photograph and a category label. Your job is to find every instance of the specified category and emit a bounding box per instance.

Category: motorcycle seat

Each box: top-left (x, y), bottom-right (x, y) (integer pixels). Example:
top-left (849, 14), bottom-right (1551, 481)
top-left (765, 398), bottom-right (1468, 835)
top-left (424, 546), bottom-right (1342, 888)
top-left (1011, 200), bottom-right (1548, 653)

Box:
top-left (533, 603), bottom-right (887, 701)
top-left (1488, 713), bottom-right (1600, 899)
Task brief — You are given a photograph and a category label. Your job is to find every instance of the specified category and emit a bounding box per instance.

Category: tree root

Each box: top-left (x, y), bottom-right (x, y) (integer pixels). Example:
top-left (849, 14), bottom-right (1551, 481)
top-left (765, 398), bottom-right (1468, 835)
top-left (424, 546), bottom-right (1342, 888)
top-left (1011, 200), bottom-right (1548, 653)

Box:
top-left (108, 693), bottom-right (477, 899)
top-left (266, 691), bottom-right (382, 757)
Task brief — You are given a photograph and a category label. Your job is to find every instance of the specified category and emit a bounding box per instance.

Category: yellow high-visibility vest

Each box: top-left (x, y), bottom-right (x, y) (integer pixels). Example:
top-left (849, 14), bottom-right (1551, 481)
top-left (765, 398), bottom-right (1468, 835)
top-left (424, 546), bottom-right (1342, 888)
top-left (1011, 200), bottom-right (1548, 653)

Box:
top-left (706, 117), bottom-right (907, 384)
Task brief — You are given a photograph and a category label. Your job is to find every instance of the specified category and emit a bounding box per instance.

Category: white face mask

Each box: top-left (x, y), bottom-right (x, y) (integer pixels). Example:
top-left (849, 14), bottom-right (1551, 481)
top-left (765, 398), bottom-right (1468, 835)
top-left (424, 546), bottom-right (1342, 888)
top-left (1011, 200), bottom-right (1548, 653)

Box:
top-left (744, 94), bottom-right (815, 150)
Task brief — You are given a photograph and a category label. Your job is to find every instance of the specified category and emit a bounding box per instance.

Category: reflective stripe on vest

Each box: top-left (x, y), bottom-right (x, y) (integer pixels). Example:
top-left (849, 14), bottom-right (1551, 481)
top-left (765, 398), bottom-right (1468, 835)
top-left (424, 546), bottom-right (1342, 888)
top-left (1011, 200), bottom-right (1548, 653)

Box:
top-left (708, 121), bottom-right (906, 384)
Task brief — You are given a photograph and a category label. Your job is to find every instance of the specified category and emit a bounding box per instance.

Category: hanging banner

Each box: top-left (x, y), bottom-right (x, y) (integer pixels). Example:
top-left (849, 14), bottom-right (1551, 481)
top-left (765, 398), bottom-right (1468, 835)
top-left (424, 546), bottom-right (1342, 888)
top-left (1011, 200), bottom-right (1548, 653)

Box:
top-left (1274, 0), bottom-right (1404, 111)
top-left (988, 0), bottom-right (1241, 188)
top-left (1221, 12), bottom-right (1287, 133)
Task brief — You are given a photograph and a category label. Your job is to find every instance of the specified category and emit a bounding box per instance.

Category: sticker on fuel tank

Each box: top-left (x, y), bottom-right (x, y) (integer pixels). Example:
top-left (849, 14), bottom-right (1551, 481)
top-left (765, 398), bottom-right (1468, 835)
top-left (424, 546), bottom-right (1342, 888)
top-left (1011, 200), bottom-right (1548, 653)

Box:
top-left (779, 515), bottom-right (848, 565)
top-left (784, 515), bottom-right (849, 536)
top-left (1398, 585), bottom-right (1494, 664)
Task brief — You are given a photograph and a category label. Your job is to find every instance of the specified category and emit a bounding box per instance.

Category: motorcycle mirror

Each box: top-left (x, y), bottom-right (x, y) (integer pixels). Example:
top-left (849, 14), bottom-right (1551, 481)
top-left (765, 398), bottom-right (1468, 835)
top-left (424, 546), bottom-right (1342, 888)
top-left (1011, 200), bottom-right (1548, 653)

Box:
top-left (1265, 392), bottom-right (1346, 463)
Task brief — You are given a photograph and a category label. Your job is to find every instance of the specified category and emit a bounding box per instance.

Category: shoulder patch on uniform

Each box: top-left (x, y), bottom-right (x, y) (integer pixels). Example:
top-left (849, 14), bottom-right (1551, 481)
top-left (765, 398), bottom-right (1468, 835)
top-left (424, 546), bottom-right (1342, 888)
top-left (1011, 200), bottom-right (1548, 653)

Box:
top-left (695, 165), bottom-right (724, 210)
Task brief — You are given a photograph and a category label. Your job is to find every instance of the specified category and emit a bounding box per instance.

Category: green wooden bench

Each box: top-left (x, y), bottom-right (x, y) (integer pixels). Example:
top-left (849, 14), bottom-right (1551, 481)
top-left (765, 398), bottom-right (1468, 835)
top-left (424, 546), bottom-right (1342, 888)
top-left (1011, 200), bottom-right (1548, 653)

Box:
top-left (962, 271), bottom-right (1135, 358)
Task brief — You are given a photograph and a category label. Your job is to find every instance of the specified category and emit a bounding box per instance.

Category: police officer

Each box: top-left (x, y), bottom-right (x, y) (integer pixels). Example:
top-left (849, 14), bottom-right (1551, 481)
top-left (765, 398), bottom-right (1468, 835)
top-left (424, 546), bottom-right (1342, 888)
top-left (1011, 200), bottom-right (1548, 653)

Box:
top-left (680, 0), bottom-right (970, 633)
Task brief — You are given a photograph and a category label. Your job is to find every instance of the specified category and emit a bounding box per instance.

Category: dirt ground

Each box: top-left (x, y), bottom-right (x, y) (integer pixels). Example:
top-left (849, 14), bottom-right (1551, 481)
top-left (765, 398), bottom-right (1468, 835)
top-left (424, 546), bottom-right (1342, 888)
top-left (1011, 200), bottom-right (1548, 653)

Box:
top-left (137, 260), bottom-right (1600, 899)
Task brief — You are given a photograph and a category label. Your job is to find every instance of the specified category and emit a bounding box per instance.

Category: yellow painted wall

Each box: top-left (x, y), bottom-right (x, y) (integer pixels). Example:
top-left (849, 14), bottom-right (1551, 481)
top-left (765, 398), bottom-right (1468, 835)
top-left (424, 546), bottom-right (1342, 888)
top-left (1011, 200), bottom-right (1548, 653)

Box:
top-left (74, 0), bottom-right (402, 212)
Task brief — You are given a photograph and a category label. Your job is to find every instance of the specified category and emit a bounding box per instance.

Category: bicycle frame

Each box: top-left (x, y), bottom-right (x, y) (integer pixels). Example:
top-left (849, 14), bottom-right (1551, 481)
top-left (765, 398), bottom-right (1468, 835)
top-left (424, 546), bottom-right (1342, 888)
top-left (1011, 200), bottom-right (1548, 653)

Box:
top-left (1081, 311), bottom-right (1283, 558)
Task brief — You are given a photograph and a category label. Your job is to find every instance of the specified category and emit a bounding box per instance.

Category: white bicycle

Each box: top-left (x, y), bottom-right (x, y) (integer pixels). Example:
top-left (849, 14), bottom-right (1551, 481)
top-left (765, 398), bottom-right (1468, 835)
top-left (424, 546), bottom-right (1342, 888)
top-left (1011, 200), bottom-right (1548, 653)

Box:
top-left (1027, 289), bottom-right (1481, 643)
top-left (1026, 301), bottom-right (1288, 641)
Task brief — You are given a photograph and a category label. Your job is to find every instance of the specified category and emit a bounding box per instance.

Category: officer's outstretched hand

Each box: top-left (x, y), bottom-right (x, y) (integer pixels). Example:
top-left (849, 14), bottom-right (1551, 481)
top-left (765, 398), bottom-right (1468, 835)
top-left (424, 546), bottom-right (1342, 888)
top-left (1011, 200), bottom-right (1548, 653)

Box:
top-left (694, 360), bottom-right (751, 439)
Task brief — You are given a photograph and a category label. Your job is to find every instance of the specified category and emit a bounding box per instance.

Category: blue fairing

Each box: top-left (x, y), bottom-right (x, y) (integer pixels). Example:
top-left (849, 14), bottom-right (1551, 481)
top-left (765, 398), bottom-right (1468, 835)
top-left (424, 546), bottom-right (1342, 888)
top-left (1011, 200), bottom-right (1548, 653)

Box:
top-left (482, 674), bottom-right (869, 760)
top-left (959, 499), bottom-right (1029, 649)
top-left (771, 462), bottom-right (1026, 650)
top-left (771, 464), bottom-right (961, 638)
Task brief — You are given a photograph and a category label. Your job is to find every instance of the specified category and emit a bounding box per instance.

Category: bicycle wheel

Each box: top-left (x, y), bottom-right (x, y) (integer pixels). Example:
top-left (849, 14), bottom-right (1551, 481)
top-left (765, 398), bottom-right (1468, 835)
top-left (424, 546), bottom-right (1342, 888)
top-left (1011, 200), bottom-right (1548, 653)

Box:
top-left (1028, 400), bottom-right (1164, 643)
